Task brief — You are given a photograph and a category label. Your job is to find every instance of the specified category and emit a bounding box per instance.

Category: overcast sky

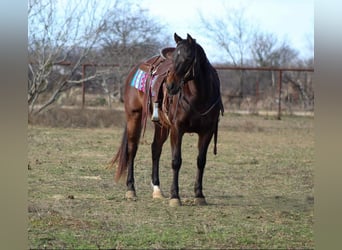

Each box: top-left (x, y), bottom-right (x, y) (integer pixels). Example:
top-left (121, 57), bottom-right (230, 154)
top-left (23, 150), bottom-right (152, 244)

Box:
top-left (54, 0), bottom-right (314, 63)
top-left (140, 0), bottom-right (314, 62)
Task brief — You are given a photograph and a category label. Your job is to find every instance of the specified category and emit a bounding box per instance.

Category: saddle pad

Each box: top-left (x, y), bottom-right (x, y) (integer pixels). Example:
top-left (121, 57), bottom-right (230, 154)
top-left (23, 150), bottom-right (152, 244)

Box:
top-left (131, 69), bottom-right (156, 94)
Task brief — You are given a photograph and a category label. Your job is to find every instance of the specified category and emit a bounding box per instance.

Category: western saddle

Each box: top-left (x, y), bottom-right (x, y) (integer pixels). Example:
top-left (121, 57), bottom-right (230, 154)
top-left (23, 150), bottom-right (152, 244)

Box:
top-left (139, 47), bottom-right (175, 124)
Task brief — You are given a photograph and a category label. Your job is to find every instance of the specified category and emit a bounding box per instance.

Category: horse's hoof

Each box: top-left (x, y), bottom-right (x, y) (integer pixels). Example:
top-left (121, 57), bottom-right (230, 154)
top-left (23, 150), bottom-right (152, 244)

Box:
top-left (169, 198), bottom-right (181, 207)
top-left (125, 190), bottom-right (137, 200)
top-left (152, 190), bottom-right (165, 199)
top-left (194, 197), bottom-right (207, 206)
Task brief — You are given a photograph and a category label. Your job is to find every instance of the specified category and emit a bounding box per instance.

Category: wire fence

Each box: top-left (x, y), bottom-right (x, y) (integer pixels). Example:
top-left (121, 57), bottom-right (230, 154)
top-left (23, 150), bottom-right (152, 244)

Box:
top-left (215, 66), bottom-right (314, 119)
top-left (37, 62), bottom-right (314, 119)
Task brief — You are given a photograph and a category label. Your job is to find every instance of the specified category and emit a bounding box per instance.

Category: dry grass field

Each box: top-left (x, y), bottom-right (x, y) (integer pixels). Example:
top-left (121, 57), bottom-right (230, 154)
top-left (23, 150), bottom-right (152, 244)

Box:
top-left (28, 111), bottom-right (314, 249)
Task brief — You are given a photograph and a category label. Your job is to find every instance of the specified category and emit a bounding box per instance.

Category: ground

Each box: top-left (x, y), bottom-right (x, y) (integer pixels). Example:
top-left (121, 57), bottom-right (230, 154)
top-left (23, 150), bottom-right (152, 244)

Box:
top-left (28, 113), bottom-right (314, 249)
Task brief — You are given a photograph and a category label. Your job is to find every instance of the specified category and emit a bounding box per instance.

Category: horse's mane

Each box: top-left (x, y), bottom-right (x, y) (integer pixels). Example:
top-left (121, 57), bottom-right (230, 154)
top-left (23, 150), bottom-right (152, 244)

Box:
top-left (193, 39), bottom-right (224, 116)
top-left (193, 41), bottom-right (219, 90)
top-left (194, 42), bottom-right (210, 65)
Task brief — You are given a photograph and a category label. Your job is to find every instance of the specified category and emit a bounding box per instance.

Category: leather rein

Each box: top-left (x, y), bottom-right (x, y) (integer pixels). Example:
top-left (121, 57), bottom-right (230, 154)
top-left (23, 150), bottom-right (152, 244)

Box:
top-left (172, 48), bottom-right (222, 118)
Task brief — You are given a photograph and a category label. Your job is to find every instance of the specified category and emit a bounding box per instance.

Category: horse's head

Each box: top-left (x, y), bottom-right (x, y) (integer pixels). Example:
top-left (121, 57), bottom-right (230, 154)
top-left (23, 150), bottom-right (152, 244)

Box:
top-left (173, 33), bottom-right (196, 78)
top-left (165, 66), bottom-right (181, 95)
top-left (166, 33), bottom-right (197, 95)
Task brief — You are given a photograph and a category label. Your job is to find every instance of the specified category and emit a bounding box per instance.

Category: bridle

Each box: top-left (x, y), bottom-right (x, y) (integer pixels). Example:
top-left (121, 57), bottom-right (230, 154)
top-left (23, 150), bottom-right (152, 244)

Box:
top-left (179, 50), bottom-right (196, 84)
top-left (166, 45), bottom-right (196, 95)
top-left (167, 44), bottom-right (222, 118)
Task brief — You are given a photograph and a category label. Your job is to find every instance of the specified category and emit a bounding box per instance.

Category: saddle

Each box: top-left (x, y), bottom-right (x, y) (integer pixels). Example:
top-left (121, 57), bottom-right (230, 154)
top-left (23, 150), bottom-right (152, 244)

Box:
top-left (139, 47), bottom-right (175, 133)
top-left (139, 47), bottom-right (175, 82)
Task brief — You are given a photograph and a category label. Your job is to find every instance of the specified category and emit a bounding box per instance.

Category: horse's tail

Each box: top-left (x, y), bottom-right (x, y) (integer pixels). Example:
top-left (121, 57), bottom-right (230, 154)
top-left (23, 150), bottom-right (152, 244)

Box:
top-left (213, 119), bottom-right (218, 155)
top-left (213, 98), bottom-right (224, 155)
top-left (109, 125), bottom-right (129, 182)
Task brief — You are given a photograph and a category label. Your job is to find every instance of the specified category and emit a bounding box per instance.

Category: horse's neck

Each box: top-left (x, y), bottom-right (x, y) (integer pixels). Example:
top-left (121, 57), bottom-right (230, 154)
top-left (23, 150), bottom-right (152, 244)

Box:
top-left (192, 62), bottom-right (214, 101)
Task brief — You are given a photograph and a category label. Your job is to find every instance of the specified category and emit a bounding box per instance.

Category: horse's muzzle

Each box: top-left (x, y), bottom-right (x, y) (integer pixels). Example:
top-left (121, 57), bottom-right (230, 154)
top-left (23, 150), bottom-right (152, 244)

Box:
top-left (166, 82), bottom-right (180, 95)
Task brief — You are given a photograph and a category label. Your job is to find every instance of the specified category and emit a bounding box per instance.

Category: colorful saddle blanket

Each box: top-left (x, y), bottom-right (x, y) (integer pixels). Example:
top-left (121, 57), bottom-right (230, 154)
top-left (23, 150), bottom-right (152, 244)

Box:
top-left (131, 69), bottom-right (150, 92)
top-left (130, 48), bottom-right (175, 94)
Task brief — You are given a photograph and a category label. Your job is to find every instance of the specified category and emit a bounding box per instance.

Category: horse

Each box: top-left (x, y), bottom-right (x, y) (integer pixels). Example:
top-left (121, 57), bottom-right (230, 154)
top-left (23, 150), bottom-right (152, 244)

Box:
top-left (110, 33), bottom-right (224, 206)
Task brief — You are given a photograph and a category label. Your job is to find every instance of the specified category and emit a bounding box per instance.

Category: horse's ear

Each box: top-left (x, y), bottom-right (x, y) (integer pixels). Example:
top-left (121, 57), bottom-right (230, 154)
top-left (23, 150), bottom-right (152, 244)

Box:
top-left (174, 33), bottom-right (183, 44)
top-left (187, 33), bottom-right (194, 44)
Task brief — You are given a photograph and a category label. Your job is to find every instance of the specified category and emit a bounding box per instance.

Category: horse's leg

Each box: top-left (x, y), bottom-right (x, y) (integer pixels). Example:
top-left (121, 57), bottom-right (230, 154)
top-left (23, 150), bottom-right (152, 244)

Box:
top-left (125, 111), bottom-right (142, 199)
top-left (169, 128), bottom-right (183, 206)
top-left (194, 132), bottom-right (214, 205)
top-left (151, 125), bottom-right (169, 199)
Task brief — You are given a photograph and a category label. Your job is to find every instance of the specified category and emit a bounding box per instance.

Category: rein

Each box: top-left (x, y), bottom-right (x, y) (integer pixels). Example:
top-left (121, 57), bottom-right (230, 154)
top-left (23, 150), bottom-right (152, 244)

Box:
top-left (167, 48), bottom-right (196, 95)
top-left (181, 54), bottom-right (196, 83)
top-left (168, 41), bottom-right (224, 125)
top-left (180, 93), bottom-right (222, 117)
top-left (174, 47), bottom-right (222, 118)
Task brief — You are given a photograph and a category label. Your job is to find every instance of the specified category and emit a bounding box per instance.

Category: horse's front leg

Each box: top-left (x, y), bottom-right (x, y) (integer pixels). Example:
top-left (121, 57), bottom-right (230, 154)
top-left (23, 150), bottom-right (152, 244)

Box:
top-left (194, 132), bottom-right (214, 205)
top-left (169, 128), bottom-right (183, 206)
top-left (151, 125), bottom-right (169, 199)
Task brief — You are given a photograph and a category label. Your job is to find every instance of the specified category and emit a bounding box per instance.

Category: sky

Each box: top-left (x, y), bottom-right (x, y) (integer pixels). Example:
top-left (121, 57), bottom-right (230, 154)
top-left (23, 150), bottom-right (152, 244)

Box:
top-left (53, 0), bottom-right (314, 63)
top-left (140, 0), bottom-right (314, 63)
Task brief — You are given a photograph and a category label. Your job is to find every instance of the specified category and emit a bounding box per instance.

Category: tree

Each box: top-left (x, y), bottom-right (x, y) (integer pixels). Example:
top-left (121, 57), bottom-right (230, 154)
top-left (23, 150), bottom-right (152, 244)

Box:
top-left (251, 31), bottom-right (299, 90)
top-left (200, 6), bottom-right (253, 66)
top-left (251, 31), bottom-right (314, 110)
top-left (251, 32), bottom-right (278, 67)
top-left (28, 0), bottom-right (117, 114)
top-left (98, 0), bottom-right (166, 101)
top-left (200, 6), bottom-right (254, 102)
top-left (251, 32), bottom-right (299, 68)
top-left (28, 0), bottom-right (166, 112)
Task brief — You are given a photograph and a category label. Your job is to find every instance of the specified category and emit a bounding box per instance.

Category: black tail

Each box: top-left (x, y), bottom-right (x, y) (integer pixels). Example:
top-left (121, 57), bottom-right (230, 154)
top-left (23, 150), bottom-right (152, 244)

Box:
top-left (109, 125), bottom-right (128, 182)
top-left (213, 119), bottom-right (218, 155)
top-left (213, 103), bottom-right (224, 155)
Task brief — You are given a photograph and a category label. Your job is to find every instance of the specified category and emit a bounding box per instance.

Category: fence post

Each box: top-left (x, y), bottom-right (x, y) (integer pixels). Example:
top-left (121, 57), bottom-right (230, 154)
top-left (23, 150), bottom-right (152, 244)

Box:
top-left (82, 64), bottom-right (86, 109)
top-left (255, 77), bottom-right (259, 104)
top-left (277, 70), bottom-right (283, 120)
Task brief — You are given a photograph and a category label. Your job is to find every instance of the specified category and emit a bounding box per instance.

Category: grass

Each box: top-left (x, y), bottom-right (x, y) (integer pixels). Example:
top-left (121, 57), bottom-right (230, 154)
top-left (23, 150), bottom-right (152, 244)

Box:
top-left (28, 113), bottom-right (314, 249)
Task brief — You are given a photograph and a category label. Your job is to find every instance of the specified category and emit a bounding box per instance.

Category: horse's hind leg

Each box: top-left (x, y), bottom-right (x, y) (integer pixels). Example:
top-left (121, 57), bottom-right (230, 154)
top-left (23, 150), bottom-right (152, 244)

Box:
top-left (194, 132), bottom-right (214, 205)
top-left (125, 111), bottom-right (142, 199)
top-left (151, 125), bottom-right (169, 199)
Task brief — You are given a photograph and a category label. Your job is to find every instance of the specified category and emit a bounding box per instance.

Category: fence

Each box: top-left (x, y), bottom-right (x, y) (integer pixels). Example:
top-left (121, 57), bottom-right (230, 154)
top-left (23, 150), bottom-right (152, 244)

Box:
top-left (38, 62), bottom-right (314, 119)
top-left (214, 66), bottom-right (314, 119)
top-left (80, 63), bottom-right (120, 108)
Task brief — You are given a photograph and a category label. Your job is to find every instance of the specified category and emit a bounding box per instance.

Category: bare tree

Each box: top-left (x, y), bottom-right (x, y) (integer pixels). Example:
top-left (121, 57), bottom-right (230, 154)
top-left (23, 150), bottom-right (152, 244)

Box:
top-left (200, 6), bottom-right (253, 66)
top-left (28, 0), bottom-right (167, 112)
top-left (251, 32), bottom-right (279, 67)
top-left (28, 0), bottom-right (111, 114)
top-left (98, 1), bottom-right (166, 101)
top-left (200, 6), bottom-right (254, 102)
top-left (251, 31), bottom-right (314, 111)
top-left (251, 31), bottom-right (299, 90)
top-left (283, 71), bottom-right (314, 110)
top-left (251, 32), bottom-right (300, 68)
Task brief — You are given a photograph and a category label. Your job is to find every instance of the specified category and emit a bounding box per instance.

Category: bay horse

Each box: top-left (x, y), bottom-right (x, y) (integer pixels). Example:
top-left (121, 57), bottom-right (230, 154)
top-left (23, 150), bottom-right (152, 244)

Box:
top-left (110, 33), bottom-right (224, 206)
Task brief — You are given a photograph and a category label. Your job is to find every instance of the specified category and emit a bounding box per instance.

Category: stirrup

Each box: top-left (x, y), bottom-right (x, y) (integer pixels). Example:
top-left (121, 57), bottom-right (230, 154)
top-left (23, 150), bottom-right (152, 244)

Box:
top-left (151, 102), bottom-right (159, 122)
